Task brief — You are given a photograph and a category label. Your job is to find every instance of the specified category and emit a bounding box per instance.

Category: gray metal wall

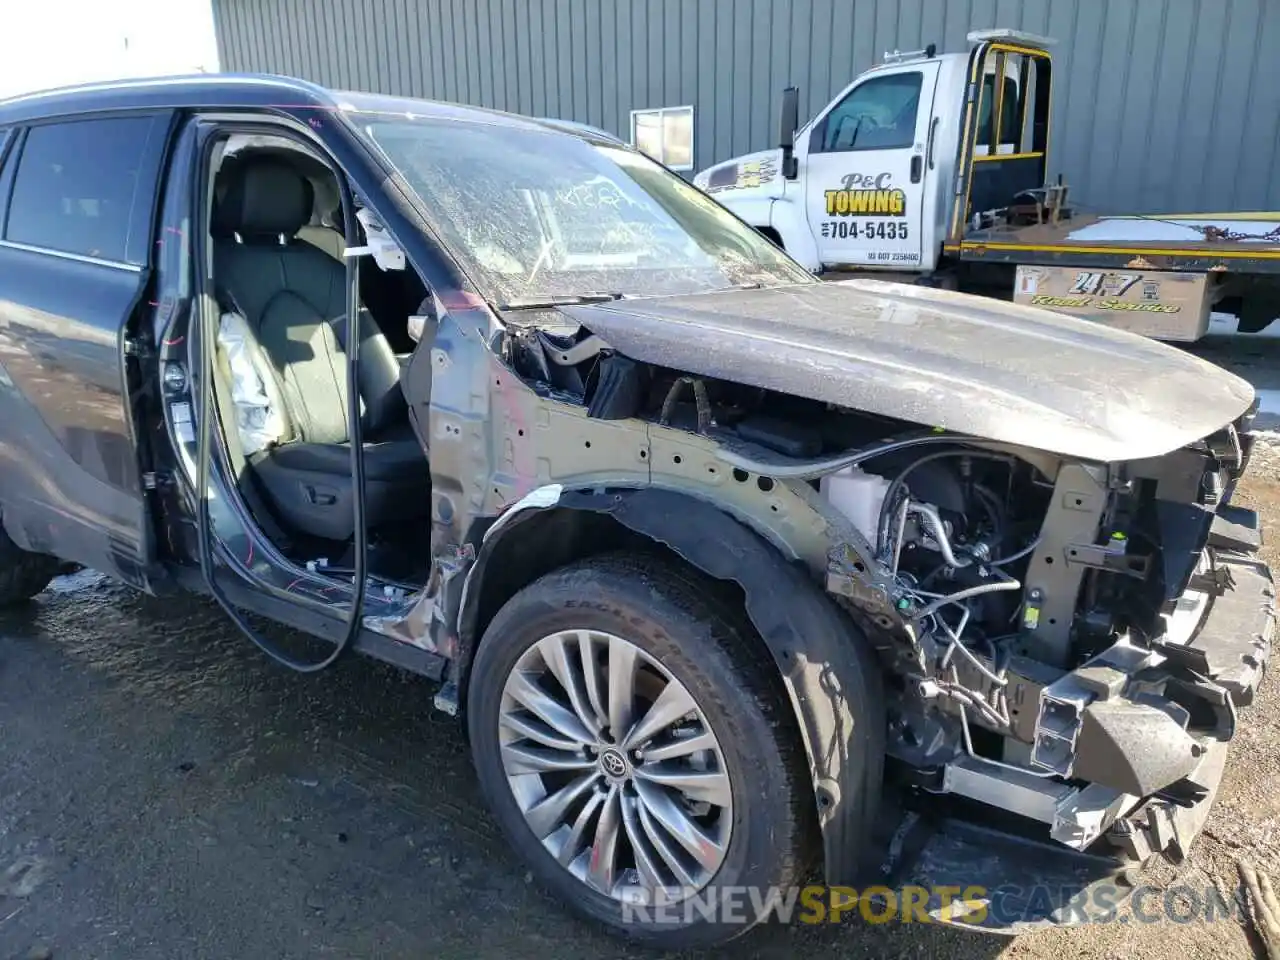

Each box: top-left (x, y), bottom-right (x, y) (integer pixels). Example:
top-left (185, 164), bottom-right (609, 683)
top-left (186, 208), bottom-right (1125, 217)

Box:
top-left (213, 0), bottom-right (1280, 214)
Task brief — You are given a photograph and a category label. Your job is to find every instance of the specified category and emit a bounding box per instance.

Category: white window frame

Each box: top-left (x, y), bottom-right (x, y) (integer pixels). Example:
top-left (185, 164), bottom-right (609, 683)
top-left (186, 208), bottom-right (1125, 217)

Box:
top-left (629, 105), bottom-right (695, 172)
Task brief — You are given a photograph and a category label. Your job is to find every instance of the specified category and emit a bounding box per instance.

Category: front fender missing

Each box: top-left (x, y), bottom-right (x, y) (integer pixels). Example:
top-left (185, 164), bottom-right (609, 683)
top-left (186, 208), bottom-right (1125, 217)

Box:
top-left (459, 486), bottom-right (886, 885)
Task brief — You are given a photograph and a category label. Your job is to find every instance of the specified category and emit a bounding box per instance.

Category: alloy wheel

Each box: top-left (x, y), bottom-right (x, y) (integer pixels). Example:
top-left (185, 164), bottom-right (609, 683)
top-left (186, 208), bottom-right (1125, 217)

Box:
top-left (497, 628), bottom-right (733, 903)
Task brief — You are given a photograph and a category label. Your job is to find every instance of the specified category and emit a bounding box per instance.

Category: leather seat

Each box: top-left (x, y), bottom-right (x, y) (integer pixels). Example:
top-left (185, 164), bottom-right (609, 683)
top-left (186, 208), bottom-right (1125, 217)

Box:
top-left (296, 223), bottom-right (347, 262)
top-left (212, 156), bottom-right (429, 543)
top-left (295, 184), bottom-right (347, 262)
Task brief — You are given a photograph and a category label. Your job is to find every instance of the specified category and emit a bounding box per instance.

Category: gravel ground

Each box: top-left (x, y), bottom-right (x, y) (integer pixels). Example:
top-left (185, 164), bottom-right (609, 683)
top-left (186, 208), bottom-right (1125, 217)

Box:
top-left (1, 350), bottom-right (1278, 959)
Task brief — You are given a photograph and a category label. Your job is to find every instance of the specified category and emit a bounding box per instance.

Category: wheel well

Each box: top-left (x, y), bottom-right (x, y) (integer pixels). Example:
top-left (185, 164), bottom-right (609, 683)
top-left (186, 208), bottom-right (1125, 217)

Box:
top-left (460, 506), bottom-right (798, 757)
top-left (460, 508), bottom-right (772, 717)
top-left (457, 505), bottom-right (821, 856)
top-left (455, 491), bottom-right (885, 887)
top-left (465, 509), bottom-right (633, 661)
top-left (756, 225), bottom-right (784, 249)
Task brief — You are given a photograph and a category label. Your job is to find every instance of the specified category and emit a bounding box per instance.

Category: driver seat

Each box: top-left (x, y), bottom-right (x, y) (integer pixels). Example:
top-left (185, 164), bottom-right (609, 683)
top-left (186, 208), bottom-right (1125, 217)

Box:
top-left (212, 156), bottom-right (430, 543)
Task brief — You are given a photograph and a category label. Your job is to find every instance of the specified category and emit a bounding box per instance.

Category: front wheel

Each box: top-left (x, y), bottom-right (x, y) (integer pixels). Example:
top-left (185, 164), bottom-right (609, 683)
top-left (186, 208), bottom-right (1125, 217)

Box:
top-left (467, 554), bottom-right (815, 948)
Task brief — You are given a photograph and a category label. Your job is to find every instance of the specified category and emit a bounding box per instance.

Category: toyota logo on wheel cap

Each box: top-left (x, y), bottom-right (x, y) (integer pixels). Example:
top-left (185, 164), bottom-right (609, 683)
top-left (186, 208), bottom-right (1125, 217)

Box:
top-left (599, 748), bottom-right (629, 779)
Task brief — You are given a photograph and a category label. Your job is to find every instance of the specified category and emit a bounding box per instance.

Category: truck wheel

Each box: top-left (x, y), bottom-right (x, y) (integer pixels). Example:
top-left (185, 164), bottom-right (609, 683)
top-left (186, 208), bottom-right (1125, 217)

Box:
top-left (467, 553), bottom-right (815, 948)
top-left (0, 527), bottom-right (60, 605)
top-left (755, 226), bottom-right (784, 249)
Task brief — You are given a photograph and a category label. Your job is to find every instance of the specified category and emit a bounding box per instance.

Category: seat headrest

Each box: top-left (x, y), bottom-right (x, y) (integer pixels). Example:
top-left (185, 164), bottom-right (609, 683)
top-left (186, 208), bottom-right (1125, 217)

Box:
top-left (214, 158), bottom-right (314, 239)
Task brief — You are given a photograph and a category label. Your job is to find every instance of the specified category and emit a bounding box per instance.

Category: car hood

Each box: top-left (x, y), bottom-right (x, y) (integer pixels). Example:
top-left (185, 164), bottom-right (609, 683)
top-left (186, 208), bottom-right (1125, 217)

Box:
top-left (562, 279), bottom-right (1255, 463)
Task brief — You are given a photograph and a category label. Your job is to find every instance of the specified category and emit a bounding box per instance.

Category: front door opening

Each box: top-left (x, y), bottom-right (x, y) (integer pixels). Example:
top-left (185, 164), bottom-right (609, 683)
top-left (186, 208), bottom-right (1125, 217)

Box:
top-left (202, 131), bottom-right (433, 586)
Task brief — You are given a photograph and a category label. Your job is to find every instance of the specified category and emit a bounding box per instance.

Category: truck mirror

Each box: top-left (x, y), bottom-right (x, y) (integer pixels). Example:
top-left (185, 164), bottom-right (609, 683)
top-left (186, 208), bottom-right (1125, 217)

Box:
top-left (779, 86), bottom-right (799, 180)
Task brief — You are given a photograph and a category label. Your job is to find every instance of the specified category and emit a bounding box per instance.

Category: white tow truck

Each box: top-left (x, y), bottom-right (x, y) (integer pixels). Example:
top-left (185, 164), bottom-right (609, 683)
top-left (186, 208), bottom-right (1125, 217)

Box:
top-left (694, 29), bottom-right (1280, 341)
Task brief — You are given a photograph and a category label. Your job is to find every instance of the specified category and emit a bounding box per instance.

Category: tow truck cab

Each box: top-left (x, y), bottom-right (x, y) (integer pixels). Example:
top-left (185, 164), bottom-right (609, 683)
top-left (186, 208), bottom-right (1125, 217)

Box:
top-left (696, 29), bottom-right (1280, 341)
top-left (693, 29), bottom-right (1049, 276)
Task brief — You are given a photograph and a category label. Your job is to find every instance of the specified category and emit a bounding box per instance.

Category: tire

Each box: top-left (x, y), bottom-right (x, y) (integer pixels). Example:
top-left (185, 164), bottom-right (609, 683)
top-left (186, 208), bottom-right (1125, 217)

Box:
top-left (755, 226), bottom-right (785, 250)
top-left (0, 527), bottom-right (60, 605)
top-left (467, 553), bottom-right (817, 949)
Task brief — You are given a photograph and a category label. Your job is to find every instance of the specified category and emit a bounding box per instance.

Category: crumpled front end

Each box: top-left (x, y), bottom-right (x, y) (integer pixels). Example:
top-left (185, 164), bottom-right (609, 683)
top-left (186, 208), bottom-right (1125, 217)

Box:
top-left (814, 406), bottom-right (1273, 930)
top-left (876, 525), bottom-right (1272, 931)
top-left (482, 275), bottom-right (1269, 929)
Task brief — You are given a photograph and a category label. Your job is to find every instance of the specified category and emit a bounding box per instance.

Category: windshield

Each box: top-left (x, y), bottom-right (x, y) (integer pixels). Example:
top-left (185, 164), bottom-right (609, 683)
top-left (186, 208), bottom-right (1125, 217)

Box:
top-left (359, 117), bottom-right (814, 304)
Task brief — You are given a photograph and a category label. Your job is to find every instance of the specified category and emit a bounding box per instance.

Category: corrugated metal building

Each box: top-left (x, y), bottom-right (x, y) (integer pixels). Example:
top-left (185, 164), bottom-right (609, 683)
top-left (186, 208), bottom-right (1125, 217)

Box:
top-left (212, 0), bottom-right (1280, 214)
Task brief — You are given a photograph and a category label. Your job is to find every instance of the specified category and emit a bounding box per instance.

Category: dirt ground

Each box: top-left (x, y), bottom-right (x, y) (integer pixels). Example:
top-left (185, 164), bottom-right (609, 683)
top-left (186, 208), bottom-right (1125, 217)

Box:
top-left (0, 445), bottom-right (1277, 959)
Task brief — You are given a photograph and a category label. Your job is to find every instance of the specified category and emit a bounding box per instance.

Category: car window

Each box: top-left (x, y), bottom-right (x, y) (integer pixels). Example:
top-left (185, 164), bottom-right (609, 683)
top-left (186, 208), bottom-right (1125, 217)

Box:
top-left (815, 72), bottom-right (923, 153)
top-left (0, 128), bottom-right (14, 211)
top-left (5, 117), bottom-right (153, 263)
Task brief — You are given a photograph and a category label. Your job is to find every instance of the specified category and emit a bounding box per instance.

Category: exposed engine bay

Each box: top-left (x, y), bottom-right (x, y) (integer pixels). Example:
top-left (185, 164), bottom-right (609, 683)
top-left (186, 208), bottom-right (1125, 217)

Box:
top-left (502, 310), bottom-right (1273, 862)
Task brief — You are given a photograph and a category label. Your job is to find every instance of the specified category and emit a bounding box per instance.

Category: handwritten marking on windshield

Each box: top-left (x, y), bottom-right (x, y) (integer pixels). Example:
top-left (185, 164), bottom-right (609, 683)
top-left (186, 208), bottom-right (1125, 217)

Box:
top-left (554, 181), bottom-right (635, 209)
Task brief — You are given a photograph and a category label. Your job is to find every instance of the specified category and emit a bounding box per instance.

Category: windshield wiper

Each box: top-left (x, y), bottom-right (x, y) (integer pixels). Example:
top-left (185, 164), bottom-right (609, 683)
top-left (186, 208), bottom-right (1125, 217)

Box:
top-left (498, 292), bottom-right (626, 311)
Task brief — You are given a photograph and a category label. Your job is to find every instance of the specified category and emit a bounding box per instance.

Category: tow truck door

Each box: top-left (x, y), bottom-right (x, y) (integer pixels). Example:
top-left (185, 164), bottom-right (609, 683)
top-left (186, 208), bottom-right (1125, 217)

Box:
top-left (801, 61), bottom-right (940, 270)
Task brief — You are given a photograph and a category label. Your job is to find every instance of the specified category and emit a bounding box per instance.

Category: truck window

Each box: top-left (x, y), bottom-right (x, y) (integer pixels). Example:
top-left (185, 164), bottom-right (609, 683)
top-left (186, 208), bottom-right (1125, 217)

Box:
top-left (813, 72), bottom-right (923, 153)
top-left (973, 50), bottom-right (1048, 157)
top-left (975, 74), bottom-right (1019, 155)
top-left (4, 117), bottom-right (153, 264)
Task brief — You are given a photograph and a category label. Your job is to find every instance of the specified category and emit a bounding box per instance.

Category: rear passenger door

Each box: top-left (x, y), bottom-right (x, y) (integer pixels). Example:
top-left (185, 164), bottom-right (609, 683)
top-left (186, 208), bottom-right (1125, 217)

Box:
top-left (0, 113), bottom-right (171, 587)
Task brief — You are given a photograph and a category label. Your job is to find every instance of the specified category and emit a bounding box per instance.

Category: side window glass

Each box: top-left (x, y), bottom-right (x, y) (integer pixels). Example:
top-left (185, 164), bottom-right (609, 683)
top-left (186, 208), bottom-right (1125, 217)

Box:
top-left (975, 75), bottom-right (1019, 154)
top-left (0, 128), bottom-right (15, 220)
top-left (5, 117), bottom-right (153, 263)
top-left (975, 75), bottom-right (996, 151)
top-left (975, 52), bottom-right (1035, 156)
top-left (1000, 76), bottom-right (1020, 147)
top-left (815, 72), bottom-right (923, 153)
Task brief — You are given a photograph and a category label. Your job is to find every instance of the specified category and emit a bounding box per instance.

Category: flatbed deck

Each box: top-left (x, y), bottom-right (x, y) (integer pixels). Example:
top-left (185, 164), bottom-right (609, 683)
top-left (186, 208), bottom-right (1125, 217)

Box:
top-left (948, 213), bottom-right (1280, 274)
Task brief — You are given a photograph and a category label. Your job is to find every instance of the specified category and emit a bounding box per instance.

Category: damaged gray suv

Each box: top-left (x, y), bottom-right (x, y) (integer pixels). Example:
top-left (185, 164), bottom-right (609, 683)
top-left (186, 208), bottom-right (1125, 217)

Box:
top-left (0, 75), bottom-right (1270, 948)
